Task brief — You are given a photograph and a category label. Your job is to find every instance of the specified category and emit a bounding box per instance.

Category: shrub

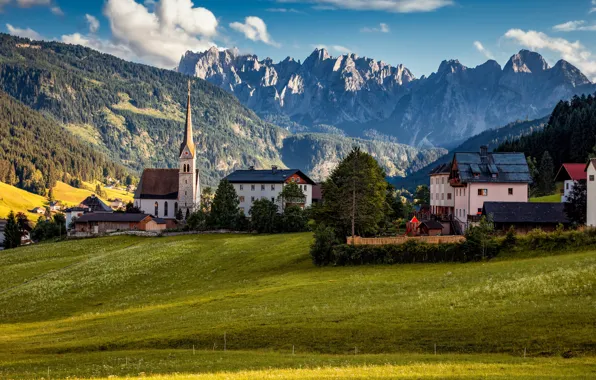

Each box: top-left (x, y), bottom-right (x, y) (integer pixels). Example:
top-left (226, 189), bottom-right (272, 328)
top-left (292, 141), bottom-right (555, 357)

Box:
top-left (310, 225), bottom-right (338, 266)
top-left (282, 206), bottom-right (309, 232)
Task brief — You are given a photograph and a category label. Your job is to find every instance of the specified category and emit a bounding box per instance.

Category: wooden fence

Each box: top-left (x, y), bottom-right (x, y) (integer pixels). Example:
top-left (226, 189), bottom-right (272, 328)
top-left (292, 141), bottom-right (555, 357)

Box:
top-left (346, 235), bottom-right (466, 246)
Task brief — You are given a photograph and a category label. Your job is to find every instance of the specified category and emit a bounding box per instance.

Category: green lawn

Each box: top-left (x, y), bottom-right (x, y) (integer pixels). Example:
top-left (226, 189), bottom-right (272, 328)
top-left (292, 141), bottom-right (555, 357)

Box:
top-left (530, 193), bottom-right (561, 203)
top-left (0, 233), bottom-right (595, 378)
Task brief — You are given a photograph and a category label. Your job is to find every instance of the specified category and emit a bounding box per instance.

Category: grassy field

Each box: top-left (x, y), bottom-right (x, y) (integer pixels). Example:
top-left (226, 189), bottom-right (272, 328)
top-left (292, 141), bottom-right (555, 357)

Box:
top-left (0, 233), bottom-right (595, 378)
top-left (0, 180), bottom-right (133, 219)
top-left (530, 193), bottom-right (561, 203)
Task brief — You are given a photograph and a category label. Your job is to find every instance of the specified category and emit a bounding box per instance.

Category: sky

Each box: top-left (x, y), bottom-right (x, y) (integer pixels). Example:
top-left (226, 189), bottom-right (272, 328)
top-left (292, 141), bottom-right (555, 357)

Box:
top-left (2, 0), bottom-right (596, 80)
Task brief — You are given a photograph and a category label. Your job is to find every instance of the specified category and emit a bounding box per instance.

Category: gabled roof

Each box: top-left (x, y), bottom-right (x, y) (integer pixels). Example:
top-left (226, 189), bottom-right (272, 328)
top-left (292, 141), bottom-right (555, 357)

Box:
top-left (482, 202), bottom-right (569, 224)
top-left (555, 163), bottom-right (587, 182)
top-left (80, 195), bottom-right (112, 212)
top-left (75, 213), bottom-right (152, 223)
top-left (224, 169), bottom-right (316, 185)
top-left (450, 151), bottom-right (531, 184)
top-left (585, 158), bottom-right (596, 172)
top-left (429, 163), bottom-right (450, 175)
top-left (419, 220), bottom-right (443, 230)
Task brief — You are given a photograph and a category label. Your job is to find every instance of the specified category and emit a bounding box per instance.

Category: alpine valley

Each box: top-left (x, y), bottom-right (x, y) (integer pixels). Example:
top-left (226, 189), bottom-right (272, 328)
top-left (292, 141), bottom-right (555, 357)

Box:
top-left (178, 47), bottom-right (596, 146)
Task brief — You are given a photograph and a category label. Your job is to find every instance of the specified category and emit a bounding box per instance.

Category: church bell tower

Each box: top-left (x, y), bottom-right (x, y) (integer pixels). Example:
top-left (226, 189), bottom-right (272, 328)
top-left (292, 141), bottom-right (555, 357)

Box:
top-left (178, 80), bottom-right (200, 216)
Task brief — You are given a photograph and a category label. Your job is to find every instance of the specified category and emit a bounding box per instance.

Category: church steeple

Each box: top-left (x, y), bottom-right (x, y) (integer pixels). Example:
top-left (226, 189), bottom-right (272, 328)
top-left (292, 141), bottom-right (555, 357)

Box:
top-left (179, 80), bottom-right (195, 158)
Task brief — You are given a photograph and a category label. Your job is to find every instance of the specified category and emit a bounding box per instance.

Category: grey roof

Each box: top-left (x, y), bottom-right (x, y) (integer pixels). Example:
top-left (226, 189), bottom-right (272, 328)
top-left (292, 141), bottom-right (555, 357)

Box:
top-left (482, 202), bottom-right (570, 224)
top-left (80, 195), bottom-right (112, 212)
top-left (64, 207), bottom-right (88, 212)
top-left (450, 152), bottom-right (531, 184)
top-left (224, 169), bottom-right (316, 185)
top-left (75, 213), bottom-right (151, 223)
top-left (152, 217), bottom-right (167, 224)
top-left (429, 163), bottom-right (450, 175)
top-left (0, 219), bottom-right (6, 232)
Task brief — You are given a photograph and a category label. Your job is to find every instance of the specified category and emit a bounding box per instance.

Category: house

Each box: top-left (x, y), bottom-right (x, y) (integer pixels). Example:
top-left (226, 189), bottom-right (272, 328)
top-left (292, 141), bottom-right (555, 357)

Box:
top-left (49, 201), bottom-right (61, 212)
top-left (429, 163), bottom-right (454, 216)
top-left (64, 206), bottom-right (89, 230)
top-left (448, 146), bottom-right (531, 227)
top-left (73, 213), bottom-right (166, 235)
top-left (224, 166), bottom-right (316, 216)
top-left (110, 198), bottom-right (125, 210)
top-left (554, 163), bottom-right (586, 202)
top-left (32, 207), bottom-right (45, 214)
top-left (482, 202), bottom-right (570, 233)
top-left (586, 159), bottom-right (596, 227)
top-left (418, 220), bottom-right (444, 236)
top-left (134, 82), bottom-right (200, 221)
top-left (79, 195), bottom-right (112, 213)
top-left (0, 219), bottom-right (32, 247)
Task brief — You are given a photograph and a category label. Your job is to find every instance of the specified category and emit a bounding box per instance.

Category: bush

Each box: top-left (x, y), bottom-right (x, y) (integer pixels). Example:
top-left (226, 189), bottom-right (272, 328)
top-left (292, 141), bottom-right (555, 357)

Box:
top-left (186, 210), bottom-right (207, 231)
top-left (282, 206), bottom-right (309, 232)
top-left (250, 199), bottom-right (279, 233)
top-left (310, 225), bottom-right (338, 266)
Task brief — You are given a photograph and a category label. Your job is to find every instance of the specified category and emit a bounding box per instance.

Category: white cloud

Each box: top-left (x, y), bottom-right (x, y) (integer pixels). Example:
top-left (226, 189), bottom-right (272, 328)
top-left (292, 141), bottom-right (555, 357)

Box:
top-left (553, 20), bottom-right (596, 32)
top-left (230, 16), bottom-right (280, 47)
top-left (591, 0), bottom-right (596, 13)
top-left (61, 32), bottom-right (135, 61)
top-left (360, 23), bottom-right (390, 33)
top-left (85, 14), bottom-right (99, 34)
top-left (6, 23), bottom-right (42, 40)
top-left (278, 0), bottom-right (453, 13)
top-left (473, 41), bottom-right (494, 59)
top-left (16, 0), bottom-right (50, 6)
top-left (503, 28), bottom-right (596, 80)
top-left (0, 0), bottom-right (61, 13)
top-left (101, 0), bottom-right (218, 68)
top-left (266, 7), bottom-right (303, 13)
top-left (50, 5), bottom-right (62, 15)
top-left (312, 44), bottom-right (352, 54)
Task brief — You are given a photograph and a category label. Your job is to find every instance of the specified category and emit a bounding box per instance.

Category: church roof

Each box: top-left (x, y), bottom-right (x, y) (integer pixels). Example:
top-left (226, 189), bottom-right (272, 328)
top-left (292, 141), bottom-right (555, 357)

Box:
top-left (179, 81), bottom-right (196, 158)
top-left (135, 168), bottom-right (200, 200)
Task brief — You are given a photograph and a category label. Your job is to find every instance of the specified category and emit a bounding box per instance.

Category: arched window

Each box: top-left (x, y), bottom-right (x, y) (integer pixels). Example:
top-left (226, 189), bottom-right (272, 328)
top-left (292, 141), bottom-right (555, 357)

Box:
top-left (154, 201), bottom-right (159, 216)
top-left (174, 202), bottom-right (178, 216)
top-left (164, 201), bottom-right (168, 216)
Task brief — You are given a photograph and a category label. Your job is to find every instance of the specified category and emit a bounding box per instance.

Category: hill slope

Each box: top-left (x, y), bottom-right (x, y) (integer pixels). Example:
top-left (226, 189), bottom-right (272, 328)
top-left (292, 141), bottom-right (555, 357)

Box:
top-left (1, 233), bottom-right (594, 357)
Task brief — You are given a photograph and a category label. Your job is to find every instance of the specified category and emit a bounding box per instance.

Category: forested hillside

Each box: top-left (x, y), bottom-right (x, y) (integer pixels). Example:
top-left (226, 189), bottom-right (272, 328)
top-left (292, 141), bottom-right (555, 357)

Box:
top-left (497, 94), bottom-right (596, 168)
top-left (0, 34), bottom-right (287, 187)
top-left (0, 91), bottom-right (129, 195)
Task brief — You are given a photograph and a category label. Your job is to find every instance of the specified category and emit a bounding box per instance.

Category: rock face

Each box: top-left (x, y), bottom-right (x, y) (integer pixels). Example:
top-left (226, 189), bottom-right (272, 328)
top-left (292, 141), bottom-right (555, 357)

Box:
top-left (178, 48), bottom-right (595, 146)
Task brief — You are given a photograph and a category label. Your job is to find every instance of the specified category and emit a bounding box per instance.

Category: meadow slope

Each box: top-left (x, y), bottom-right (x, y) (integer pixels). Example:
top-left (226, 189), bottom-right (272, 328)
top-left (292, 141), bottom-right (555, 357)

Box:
top-left (0, 233), bottom-right (595, 378)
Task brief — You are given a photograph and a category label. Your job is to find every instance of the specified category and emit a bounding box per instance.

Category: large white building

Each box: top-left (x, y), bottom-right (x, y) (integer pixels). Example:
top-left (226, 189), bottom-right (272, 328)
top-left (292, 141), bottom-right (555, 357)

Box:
top-left (134, 82), bottom-right (200, 221)
top-left (586, 159), bottom-right (596, 227)
top-left (224, 167), bottom-right (315, 216)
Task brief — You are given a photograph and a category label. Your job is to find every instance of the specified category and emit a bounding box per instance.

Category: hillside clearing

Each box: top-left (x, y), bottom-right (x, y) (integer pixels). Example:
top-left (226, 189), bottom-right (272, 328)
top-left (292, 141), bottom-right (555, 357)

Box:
top-left (0, 233), bottom-right (595, 378)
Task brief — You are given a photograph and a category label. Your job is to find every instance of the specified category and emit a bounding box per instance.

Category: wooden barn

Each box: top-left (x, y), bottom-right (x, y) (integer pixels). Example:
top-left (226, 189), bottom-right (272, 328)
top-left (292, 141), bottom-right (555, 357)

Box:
top-left (74, 213), bottom-right (166, 235)
top-left (482, 202), bottom-right (570, 233)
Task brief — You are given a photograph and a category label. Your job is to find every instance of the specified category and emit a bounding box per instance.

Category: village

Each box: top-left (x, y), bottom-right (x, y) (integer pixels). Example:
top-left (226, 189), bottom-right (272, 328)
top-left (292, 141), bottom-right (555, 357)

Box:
top-left (1, 84), bottom-right (595, 250)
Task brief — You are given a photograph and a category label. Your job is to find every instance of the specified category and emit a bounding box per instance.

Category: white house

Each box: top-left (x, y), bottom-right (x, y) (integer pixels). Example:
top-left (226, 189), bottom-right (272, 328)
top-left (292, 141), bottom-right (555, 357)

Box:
top-left (134, 82), bottom-right (200, 222)
top-left (586, 159), bottom-right (596, 227)
top-left (554, 163), bottom-right (586, 202)
top-left (64, 206), bottom-right (89, 230)
top-left (448, 146), bottom-right (531, 228)
top-left (224, 167), bottom-right (315, 216)
top-left (429, 163), bottom-right (454, 216)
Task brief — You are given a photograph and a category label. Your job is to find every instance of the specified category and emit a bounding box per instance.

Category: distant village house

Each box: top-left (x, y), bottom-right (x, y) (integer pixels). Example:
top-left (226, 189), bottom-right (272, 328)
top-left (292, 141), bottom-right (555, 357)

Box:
top-left (554, 163), bottom-right (586, 203)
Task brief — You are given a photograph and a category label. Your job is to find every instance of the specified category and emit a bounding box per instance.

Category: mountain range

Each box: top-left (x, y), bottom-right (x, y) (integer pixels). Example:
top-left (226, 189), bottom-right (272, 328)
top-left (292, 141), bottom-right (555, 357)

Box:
top-left (0, 34), bottom-right (443, 191)
top-left (178, 48), bottom-right (595, 146)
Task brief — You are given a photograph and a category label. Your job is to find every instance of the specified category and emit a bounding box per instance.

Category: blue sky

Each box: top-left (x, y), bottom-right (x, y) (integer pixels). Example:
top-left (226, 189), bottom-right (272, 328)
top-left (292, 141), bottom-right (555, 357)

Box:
top-left (2, 0), bottom-right (596, 79)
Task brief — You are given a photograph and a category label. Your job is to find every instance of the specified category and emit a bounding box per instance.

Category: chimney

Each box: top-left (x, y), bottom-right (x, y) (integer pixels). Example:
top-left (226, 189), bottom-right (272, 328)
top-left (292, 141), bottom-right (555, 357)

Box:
top-left (480, 145), bottom-right (488, 162)
top-left (272, 165), bottom-right (278, 173)
top-left (249, 165), bottom-right (255, 171)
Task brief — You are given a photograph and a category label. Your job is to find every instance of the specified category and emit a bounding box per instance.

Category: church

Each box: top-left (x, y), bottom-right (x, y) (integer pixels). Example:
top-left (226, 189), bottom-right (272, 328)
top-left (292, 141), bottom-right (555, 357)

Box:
top-left (134, 82), bottom-right (201, 222)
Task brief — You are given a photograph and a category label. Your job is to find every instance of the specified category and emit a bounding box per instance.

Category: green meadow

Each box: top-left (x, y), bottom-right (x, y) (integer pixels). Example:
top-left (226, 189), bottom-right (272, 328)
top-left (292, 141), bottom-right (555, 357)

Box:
top-left (0, 233), bottom-right (595, 379)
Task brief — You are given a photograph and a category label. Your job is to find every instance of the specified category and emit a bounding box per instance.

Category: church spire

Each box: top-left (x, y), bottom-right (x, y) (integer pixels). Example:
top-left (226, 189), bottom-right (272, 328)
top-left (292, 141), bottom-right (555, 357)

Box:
top-left (180, 79), bottom-right (195, 157)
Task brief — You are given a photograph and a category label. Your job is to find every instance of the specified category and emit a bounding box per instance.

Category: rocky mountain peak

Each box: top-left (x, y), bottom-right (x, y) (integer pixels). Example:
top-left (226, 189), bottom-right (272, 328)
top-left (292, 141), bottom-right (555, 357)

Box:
top-left (504, 49), bottom-right (549, 73)
top-left (437, 59), bottom-right (466, 74)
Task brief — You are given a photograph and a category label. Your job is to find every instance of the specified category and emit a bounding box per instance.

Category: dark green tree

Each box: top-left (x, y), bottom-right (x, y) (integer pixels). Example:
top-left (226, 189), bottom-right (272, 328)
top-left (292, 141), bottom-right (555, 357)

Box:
top-left (281, 205), bottom-right (309, 232)
top-left (277, 182), bottom-right (306, 209)
top-left (250, 198), bottom-right (279, 233)
top-left (187, 210), bottom-right (207, 231)
top-left (564, 180), bottom-right (587, 225)
top-left (208, 179), bottom-right (240, 229)
top-left (319, 147), bottom-right (387, 239)
top-left (3, 211), bottom-right (21, 249)
top-left (414, 184), bottom-right (430, 205)
top-left (537, 151), bottom-right (556, 196)
top-left (526, 156), bottom-right (539, 197)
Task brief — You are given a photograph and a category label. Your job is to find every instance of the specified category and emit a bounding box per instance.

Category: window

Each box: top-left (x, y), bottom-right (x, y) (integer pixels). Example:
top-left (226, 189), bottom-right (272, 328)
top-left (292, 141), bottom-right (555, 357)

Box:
top-left (271, 184), bottom-right (275, 191)
top-left (261, 184), bottom-right (265, 191)
top-left (271, 197), bottom-right (275, 202)
top-left (164, 202), bottom-right (168, 216)
top-left (174, 202), bottom-right (178, 215)
top-left (566, 183), bottom-right (569, 190)
top-left (463, 189), bottom-right (466, 196)
top-left (591, 175), bottom-right (595, 182)
top-left (240, 185), bottom-right (244, 191)
top-left (154, 201), bottom-right (159, 216)
top-left (239, 196), bottom-right (245, 202)
top-left (508, 188), bottom-right (513, 195)
top-left (251, 184), bottom-right (255, 191)
top-left (442, 177), bottom-right (445, 184)
top-left (185, 180), bottom-right (188, 184)
top-left (447, 193), bottom-right (452, 200)
top-left (441, 193), bottom-right (444, 200)
top-left (477, 208), bottom-right (482, 214)
top-left (478, 189), bottom-right (488, 196)
top-left (251, 196), bottom-right (255, 202)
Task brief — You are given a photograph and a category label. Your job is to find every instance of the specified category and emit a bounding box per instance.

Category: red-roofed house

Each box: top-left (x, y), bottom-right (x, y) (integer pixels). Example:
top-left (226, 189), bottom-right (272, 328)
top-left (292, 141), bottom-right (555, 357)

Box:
top-left (555, 163), bottom-right (587, 202)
